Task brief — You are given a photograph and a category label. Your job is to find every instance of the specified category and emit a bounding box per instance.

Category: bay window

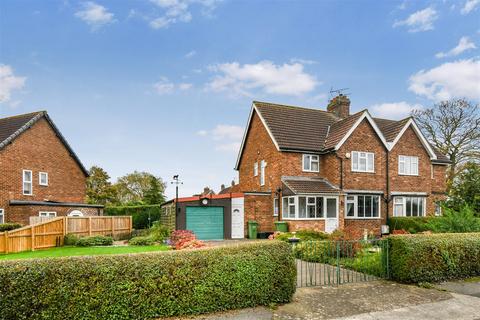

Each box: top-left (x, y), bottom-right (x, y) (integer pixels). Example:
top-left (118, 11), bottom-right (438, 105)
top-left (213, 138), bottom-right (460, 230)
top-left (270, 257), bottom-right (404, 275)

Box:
top-left (351, 151), bottom-right (374, 173)
top-left (282, 195), bottom-right (336, 220)
top-left (399, 155), bottom-right (419, 175)
top-left (344, 195), bottom-right (381, 218)
top-left (393, 196), bottom-right (425, 217)
top-left (303, 154), bottom-right (319, 172)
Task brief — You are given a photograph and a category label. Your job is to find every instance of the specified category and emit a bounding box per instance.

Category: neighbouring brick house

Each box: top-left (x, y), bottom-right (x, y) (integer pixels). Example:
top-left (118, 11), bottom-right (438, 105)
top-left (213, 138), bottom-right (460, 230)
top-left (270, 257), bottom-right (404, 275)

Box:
top-left (232, 95), bottom-right (450, 238)
top-left (0, 111), bottom-right (103, 225)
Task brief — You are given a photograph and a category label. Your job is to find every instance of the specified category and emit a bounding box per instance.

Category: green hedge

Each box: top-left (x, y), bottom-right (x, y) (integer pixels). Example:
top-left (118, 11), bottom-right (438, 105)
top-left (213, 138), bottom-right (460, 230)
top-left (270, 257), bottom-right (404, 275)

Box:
top-left (0, 223), bottom-right (22, 232)
top-left (388, 217), bottom-right (432, 233)
top-left (0, 241), bottom-right (296, 319)
top-left (104, 205), bottom-right (162, 229)
top-left (389, 233), bottom-right (480, 283)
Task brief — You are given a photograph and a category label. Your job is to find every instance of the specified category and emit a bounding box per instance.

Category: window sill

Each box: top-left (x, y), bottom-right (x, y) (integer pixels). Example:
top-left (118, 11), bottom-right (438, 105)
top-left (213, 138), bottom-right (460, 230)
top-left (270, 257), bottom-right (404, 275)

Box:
top-left (345, 217), bottom-right (382, 220)
top-left (351, 170), bottom-right (375, 174)
top-left (302, 169), bottom-right (320, 173)
top-left (398, 174), bottom-right (419, 177)
top-left (282, 218), bottom-right (326, 221)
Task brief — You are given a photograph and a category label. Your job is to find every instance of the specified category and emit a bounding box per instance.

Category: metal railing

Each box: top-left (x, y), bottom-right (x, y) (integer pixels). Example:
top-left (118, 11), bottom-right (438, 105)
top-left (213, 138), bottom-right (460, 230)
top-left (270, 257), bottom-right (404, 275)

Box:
top-left (293, 239), bottom-right (390, 287)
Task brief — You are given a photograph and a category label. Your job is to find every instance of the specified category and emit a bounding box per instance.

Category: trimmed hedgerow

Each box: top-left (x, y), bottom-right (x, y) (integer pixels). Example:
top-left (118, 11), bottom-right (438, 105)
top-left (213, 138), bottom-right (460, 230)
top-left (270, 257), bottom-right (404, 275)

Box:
top-left (0, 241), bottom-right (296, 320)
top-left (388, 217), bottom-right (432, 234)
top-left (0, 223), bottom-right (22, 232)
top-left (75, 235), bottom-right (113, 247)
top-left (104, 205), bottom-right (162, 229)
top-left (388, 233), bottom-right (480, 283)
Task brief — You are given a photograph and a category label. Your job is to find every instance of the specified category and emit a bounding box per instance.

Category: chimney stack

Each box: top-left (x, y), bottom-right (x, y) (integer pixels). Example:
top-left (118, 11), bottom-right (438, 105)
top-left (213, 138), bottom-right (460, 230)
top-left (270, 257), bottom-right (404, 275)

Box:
top-left (327, 94), bottom-right (350, 118)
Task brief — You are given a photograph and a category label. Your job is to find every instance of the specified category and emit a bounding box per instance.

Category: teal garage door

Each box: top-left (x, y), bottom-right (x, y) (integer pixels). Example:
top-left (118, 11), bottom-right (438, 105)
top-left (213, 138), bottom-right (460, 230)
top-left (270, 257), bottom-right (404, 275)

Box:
top-left (186, 207), bottom-right (224, 240)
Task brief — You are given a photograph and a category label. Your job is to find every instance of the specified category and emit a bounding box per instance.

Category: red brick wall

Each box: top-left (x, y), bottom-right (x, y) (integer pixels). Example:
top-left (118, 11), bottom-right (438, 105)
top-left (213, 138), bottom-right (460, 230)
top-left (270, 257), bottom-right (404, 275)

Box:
top-left (9, 206), bottom-right (101, 225)
top-left (0, 118), bottom-right (88, 224)
top-left (236, 111), bottom-right (448, 236)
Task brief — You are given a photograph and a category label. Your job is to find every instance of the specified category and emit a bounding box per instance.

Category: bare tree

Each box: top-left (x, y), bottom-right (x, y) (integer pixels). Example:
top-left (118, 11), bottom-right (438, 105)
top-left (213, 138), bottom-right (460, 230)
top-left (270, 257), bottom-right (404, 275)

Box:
top-left (412, 98), bottom-right (480, 190)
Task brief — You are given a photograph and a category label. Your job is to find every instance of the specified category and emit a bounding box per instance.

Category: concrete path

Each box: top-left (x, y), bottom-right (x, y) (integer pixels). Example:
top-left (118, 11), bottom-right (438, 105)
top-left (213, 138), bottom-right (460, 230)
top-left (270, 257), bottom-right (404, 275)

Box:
top-left (434, 278), bottom-right (480, 298)
top-left (172, 280), bottom-right (480, 320)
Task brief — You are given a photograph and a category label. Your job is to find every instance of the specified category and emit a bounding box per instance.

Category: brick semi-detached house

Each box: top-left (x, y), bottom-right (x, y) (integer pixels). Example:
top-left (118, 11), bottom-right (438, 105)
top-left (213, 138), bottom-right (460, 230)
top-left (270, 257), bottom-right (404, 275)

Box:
top-left (0, 111), bottom-right (103, 225)
top-left (232, 95), bottom-right (450, 237)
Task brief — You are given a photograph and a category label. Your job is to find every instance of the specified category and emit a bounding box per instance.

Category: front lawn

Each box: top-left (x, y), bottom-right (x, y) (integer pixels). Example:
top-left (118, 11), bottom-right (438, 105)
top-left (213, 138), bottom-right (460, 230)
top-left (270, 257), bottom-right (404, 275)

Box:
top-left (0, 245), bottom-right (169, 260)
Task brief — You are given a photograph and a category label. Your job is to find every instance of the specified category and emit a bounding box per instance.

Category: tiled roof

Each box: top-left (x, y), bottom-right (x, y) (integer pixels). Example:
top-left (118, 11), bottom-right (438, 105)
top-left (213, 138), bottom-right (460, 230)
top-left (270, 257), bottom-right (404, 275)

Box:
top-left (254, 101), bottom-right (338, 152)
top-left (282, 176), bottom-right (340, 194)
top-left (0, 111), bottom-right (89, 176)
top-left (244, 101), bottom-right (450, 164)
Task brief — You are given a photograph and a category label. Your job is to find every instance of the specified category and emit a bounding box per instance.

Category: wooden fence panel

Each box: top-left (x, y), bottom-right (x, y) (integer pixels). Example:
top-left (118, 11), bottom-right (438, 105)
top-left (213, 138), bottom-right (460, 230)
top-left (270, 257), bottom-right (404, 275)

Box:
top-left (0, 216), bottom-right (132, 254)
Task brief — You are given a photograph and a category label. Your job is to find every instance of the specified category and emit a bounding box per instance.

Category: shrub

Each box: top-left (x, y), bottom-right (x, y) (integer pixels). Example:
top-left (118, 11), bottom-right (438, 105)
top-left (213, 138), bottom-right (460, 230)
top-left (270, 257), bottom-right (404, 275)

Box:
top-left (149, 221), bottom-right (170, 242)
top-left (128, 236), bottom-right (155, 246)
top-left (64, 234), bottom-right (79, 246)
top-left (76, 235), bottom-right (113, 247)
top-left (104, 205), bottom-right (163, 229)
top-left (0, 241), bottom-right (296, 320)
top-left (388, 233), bottom-right (480, 283)
top-left (426, 206), bottom-right (480, 233)
top-left (170, 230), bottom-right (196, 249)
top-left (0, 223), bottom-right (22, 232)
top-left (273, 229), bottom-right (329, 242)
top-left (388, 217), bottom-right (432, 234)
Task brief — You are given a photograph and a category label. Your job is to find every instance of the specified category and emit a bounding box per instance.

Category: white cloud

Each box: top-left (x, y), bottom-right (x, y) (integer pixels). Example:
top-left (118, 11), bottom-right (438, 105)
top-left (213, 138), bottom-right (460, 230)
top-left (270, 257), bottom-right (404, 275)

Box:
top-left (393, 7), bottom-right (438, 32)
top-left (149, 0), bottom-right (221, 29)
top-left (153, 77), bottom-right (192, 94)
top-left (75, 2), bottom-right (115, 30)
top-left (435, 36), bottom-right (476, 58)
top-left (409, 58), bottom-right (480, 101)
top-left (206, 60), bottom-right (318, 97)
top-left (461, 0), bottom-right (480, 14)
top-left (179, 83), bottom-right (192, 90)
top-left (185, 50), bottom-right (197, 58)
top-left (290, 58), bottom-right (317, 65)
top-left (370, 102), bottom-right (423, 119)
top-left (197, 124), bottom-right (243, 153)
top-left (0, 64), bottom-right (26, 103)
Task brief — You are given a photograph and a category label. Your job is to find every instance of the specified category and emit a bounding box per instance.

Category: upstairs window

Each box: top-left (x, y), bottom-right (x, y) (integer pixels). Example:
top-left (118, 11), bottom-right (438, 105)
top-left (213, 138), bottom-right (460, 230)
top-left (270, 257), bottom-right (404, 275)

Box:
top-left (302, 154), bottom-right (319, 172)
top-left (399, 156), bottom-right (419, 176)
top-left (23, 170), bottom-right (33, 195)
top-left (260, 160), bottom-right (266, 186)
top-left (39, 172), bottom-right (48, 186)
top-left (351, 151), bottom-right (374, 173)
top-left (253, 162), bottom-right (258, 177)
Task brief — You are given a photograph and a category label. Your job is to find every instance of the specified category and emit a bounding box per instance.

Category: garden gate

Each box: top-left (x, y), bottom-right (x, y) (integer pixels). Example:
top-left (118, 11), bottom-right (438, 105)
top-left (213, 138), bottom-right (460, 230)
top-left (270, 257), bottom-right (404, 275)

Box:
top-left (294, 239), bottom-right (390, 287)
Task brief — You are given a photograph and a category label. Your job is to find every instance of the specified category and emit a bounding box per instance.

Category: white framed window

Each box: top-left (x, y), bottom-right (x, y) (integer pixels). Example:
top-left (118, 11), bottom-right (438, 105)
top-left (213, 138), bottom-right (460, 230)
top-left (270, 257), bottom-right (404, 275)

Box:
top-left (273, 198), bottom-right (279, 216)
top-left (68, 210), bottom-right (84, 217)
top-left (260, 160), bottom-right (266, 186)
top-left (393, 197), bottom-right (425, 217)
top-left (39, 211), bottom-right (57, 217)
top-left (23, 170), bottom-right (33, 195)
top-left (351, 151), bottom-right (374, 173)
top-left (344, 195), bottom-right (381, 219)
top-left (431, 164), bottom-right (434, 179)
top-left (302, 154), bottom-right (319, 172)
top-left (0, 209), bottom-right (4, 224)
top-left (434, 202), bottom-right (442, 216)
top-left (39, 172), bottom-right (48, 186)
top-left (399, 155), bottom-right (419, 176)
top-left (253, 162), bottom-right (258, 177)
top-left (282, 195), bottom-right (336, 220)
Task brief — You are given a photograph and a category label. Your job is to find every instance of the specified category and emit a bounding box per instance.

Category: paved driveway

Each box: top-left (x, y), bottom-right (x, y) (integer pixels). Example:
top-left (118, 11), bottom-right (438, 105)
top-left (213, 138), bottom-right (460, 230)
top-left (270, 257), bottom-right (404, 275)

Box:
top-left (174, 280), bottom-right (480, 320)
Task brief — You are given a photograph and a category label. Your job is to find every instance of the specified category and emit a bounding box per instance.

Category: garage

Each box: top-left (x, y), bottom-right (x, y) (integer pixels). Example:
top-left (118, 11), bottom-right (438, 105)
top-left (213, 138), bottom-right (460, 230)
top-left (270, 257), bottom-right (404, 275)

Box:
top-left (186, 206), bottom-right (224, 240)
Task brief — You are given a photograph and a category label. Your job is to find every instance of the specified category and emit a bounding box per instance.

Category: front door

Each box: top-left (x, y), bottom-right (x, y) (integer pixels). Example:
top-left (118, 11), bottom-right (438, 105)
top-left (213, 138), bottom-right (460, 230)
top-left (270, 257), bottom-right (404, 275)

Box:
top-left (231, 197), bottom-right (244, 239)
top-left (325, 197), bottom-right (338, 233)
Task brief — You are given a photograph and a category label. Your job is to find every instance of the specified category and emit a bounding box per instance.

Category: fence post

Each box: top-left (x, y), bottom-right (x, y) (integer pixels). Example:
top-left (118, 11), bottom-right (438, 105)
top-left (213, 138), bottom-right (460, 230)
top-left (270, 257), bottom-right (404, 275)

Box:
top-left (336, 242), bottom-right (340, 286)
top-left (4, 231), bottom-right (8, 254)
top-left (88, 216), bottom-right (92, 236)
top-left (111, 216), bottom-right (115, 236)
top-left (31, 225), bottom-right (35, 251)
top-left (129, 216), bottom-right (133, 233)
top-left (63, 217), bottom-right (67, 236)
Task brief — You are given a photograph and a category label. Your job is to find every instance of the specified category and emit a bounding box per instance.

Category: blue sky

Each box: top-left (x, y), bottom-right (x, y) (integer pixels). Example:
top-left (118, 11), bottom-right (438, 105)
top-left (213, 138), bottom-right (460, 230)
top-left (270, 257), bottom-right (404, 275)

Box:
top-left (1, 0), bottom-right (479, 198)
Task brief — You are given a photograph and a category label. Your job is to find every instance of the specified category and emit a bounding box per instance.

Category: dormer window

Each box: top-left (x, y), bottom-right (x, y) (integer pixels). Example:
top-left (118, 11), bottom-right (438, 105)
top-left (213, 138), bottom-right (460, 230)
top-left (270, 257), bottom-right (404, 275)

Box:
top-left (303, 154), bottom-right (319, 172)
top-left (351, 151), bottom-right (374, 173)
top-left (39, 172), bottom-right (49, 186)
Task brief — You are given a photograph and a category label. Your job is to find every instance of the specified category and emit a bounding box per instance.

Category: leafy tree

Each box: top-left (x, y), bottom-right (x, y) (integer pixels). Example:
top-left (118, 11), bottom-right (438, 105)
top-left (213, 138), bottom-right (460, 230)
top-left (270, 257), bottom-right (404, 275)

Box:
top-left (115, 171), bottom-right (166, 205)
top-left (426, 205), bottom-right (480, 233)
top-left (86, 166), bottom-right (117, 205)
top-left (448, 162), bottom-right (480, 215)
top-left (412, 99), bottom-right (480, 190)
